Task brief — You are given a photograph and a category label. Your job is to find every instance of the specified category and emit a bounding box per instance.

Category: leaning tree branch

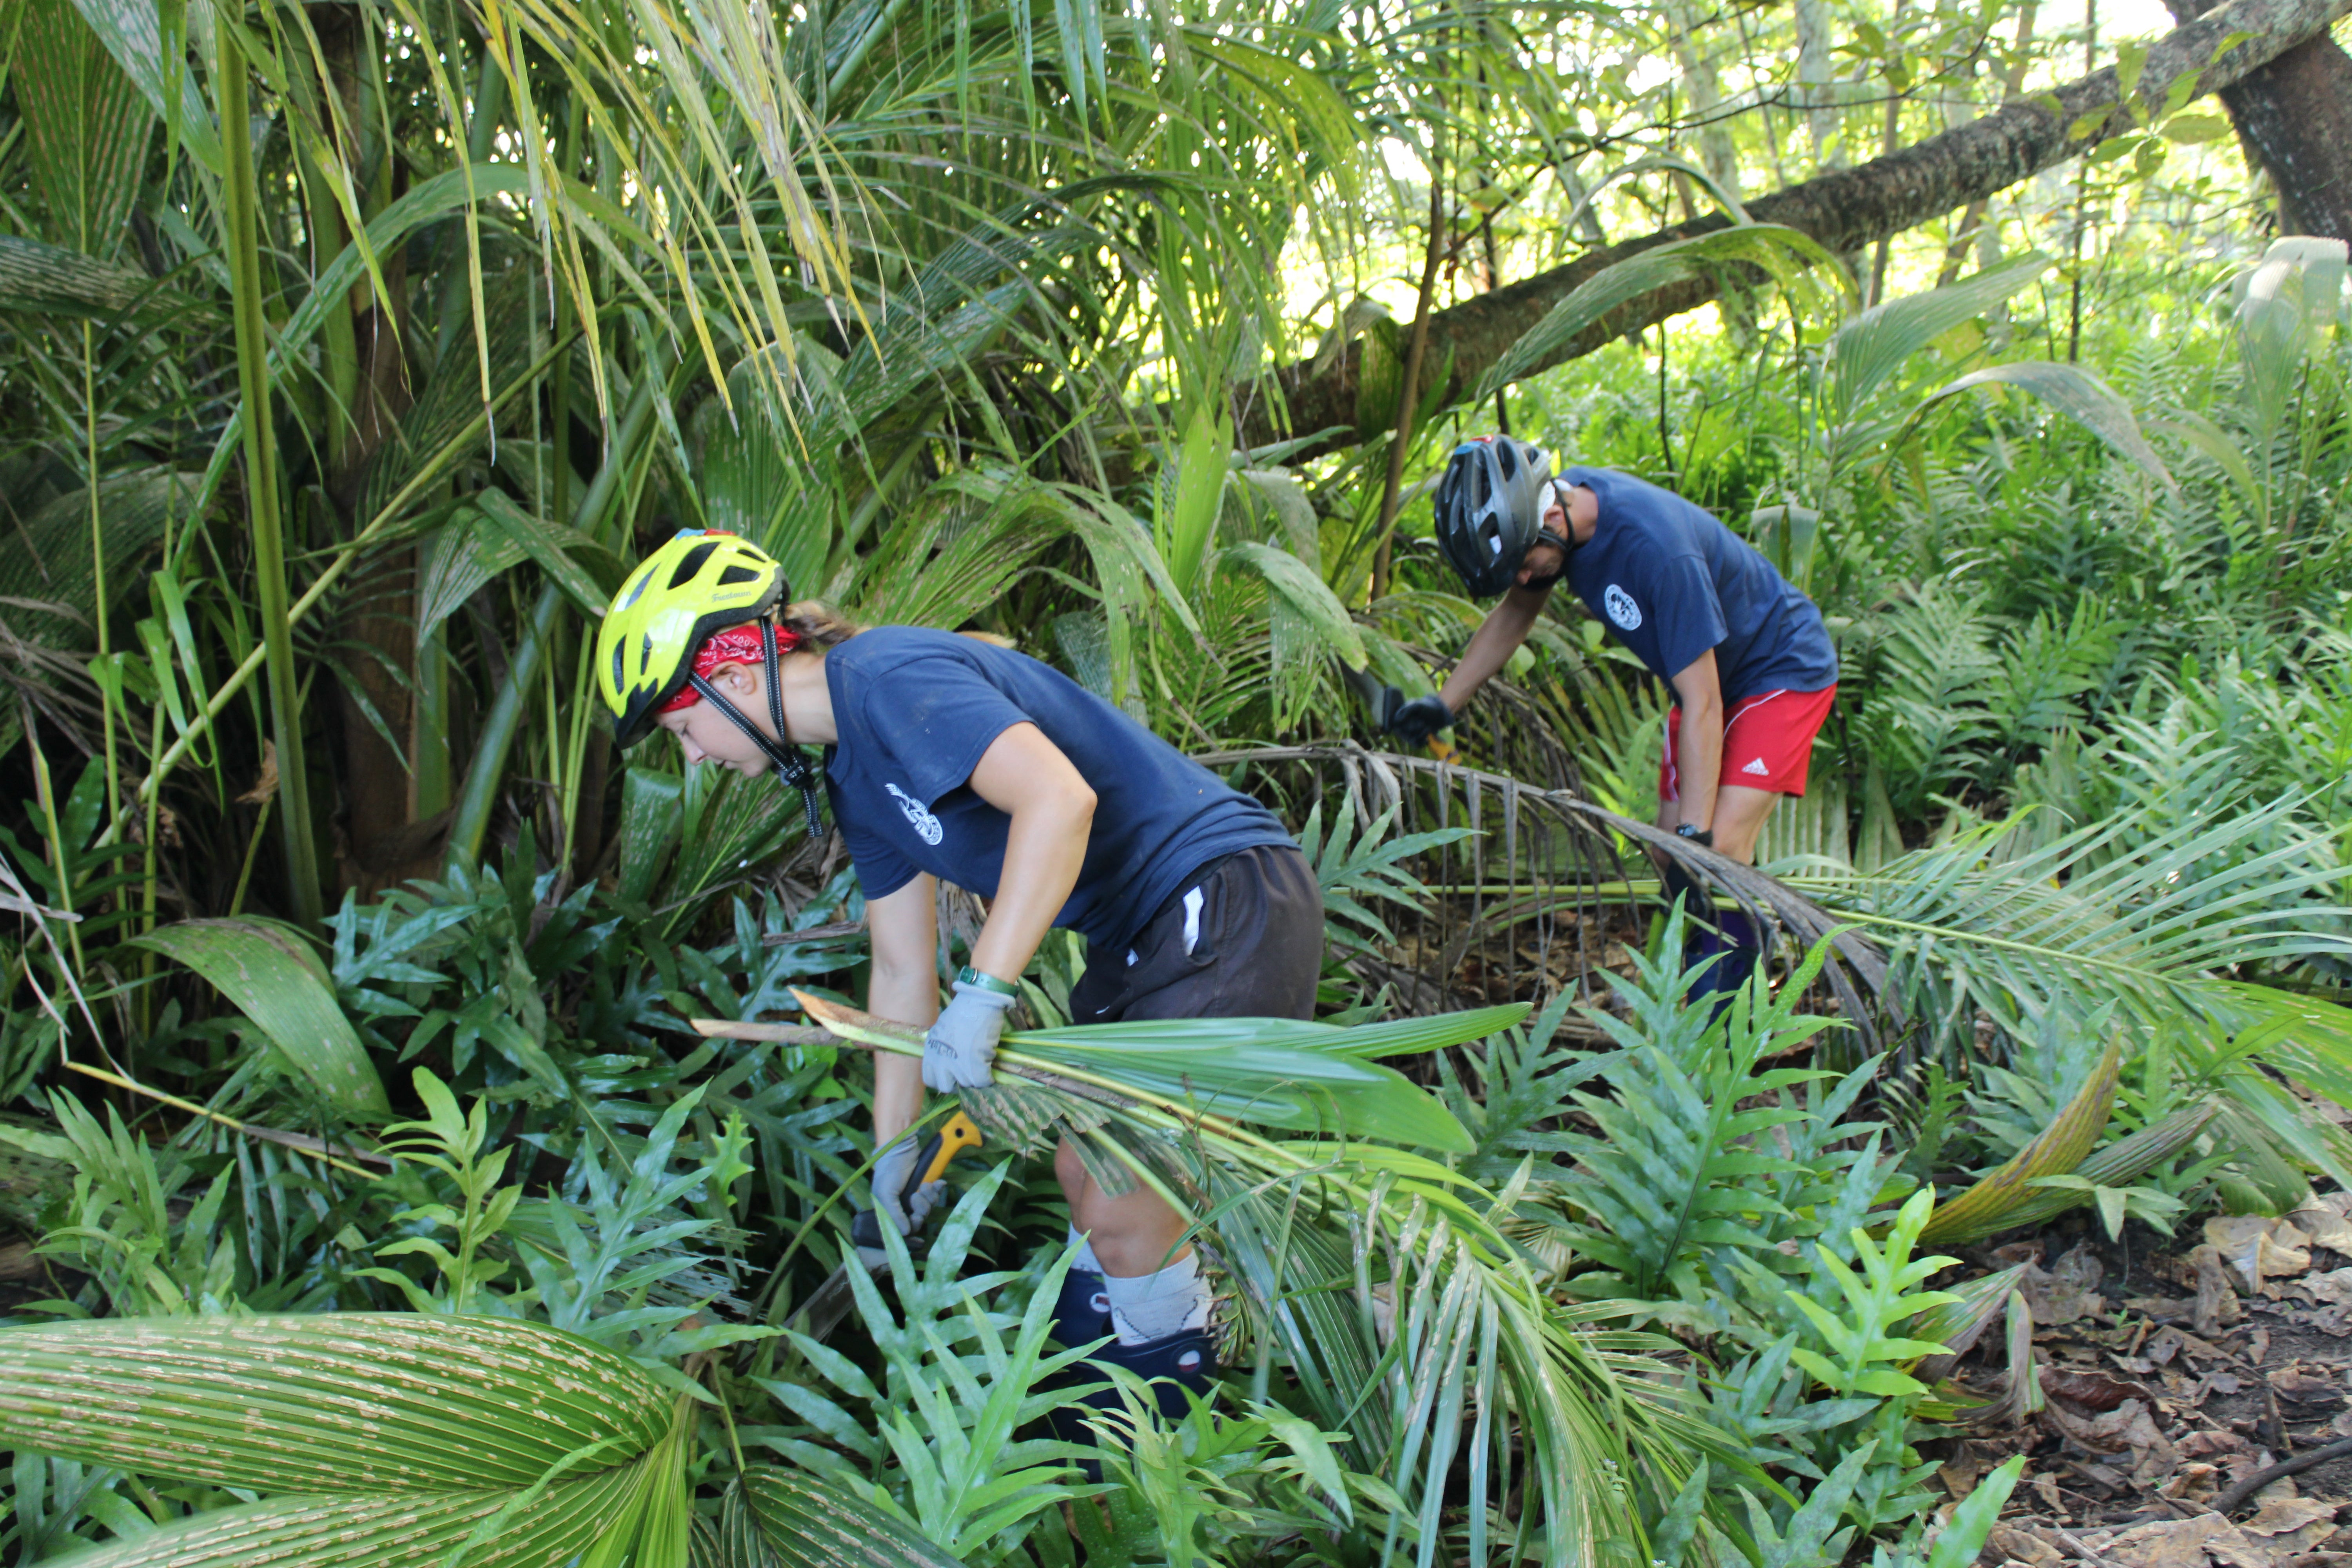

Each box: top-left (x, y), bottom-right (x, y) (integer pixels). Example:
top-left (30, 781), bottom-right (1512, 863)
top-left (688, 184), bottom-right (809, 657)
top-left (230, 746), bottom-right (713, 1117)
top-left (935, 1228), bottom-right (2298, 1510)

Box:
top-left (1248, 0), bottom-right (2352, 458)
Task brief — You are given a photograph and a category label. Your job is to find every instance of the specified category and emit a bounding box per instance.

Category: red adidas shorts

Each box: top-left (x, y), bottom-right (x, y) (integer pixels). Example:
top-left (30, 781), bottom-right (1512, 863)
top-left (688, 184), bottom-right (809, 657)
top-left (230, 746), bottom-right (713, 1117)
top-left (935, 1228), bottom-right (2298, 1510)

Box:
top-left (1659, 685), bottom-right (1837, 800)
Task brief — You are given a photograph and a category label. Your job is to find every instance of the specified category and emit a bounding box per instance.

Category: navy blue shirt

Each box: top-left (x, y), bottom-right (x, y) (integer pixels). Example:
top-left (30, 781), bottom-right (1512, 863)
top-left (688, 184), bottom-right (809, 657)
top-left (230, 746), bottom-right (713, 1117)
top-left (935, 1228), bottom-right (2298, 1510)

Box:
top-left (1560, 467), bottom-right (1838, 699)
top-left (822, 628), bottom-right (1293, 950)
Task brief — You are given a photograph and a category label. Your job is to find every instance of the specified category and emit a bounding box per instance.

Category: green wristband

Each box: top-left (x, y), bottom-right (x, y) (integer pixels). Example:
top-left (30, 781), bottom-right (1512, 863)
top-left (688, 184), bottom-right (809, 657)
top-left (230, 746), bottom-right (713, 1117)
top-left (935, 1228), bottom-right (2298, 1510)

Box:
top-left (955, 965), bottom-right (1019, 996)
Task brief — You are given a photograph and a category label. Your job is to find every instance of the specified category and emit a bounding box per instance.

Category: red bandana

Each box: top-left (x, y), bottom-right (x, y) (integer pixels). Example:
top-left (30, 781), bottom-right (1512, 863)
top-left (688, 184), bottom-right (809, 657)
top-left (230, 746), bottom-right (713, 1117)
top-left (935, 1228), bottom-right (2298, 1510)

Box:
top-left (654, 621), bottom-right (804, 714)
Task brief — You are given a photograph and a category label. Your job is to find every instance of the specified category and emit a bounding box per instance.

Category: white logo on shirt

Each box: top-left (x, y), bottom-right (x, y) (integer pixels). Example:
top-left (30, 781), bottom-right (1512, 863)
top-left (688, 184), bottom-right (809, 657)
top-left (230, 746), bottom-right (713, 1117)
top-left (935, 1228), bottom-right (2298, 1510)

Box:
top-left (1742, 757), bottom-right (1771, 776)
top-left (1604, 584), bottom-right (1642, 630)
top-left (884, 782), bottom-right (943, 845)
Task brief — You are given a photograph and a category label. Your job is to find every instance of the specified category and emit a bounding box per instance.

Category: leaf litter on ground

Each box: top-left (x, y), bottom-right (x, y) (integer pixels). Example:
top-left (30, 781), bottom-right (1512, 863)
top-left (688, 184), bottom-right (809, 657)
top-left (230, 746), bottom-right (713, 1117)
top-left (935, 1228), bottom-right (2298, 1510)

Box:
top-left (1950, 1200), bottom-right (2352, 1566)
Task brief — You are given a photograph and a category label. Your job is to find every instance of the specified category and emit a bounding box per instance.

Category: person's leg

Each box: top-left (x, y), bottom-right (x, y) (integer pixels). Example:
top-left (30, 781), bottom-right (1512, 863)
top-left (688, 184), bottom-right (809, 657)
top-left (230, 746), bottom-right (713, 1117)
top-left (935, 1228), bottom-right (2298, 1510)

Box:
top-left (1653, 689), bottom-right (1832, 1001)
top-left (1046, 846), bottom-right (1322, 1427)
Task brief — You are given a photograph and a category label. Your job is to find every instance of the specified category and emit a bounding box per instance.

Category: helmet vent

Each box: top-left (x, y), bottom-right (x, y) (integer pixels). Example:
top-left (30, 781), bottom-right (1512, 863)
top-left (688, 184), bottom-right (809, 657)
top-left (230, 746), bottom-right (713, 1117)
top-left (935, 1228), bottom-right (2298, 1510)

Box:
top-left (1497, 443), bottom-right (1517, 478)
top-left (717, 564), bottom-right (761, 586)
top-left (670, 541), bottom-right (720, 588)
top-left (616, 565), bottom-right (655, 612)
top-left (610, 646), bottom-right (626, 695)
top-left (639, 632), bottom-right (653, 673)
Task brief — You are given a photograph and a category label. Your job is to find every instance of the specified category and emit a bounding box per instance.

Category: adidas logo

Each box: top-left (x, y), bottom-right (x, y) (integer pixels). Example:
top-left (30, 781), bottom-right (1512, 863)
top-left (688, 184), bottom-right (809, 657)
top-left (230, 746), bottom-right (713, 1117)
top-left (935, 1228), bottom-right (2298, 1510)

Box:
top-left (1740, 757), bottom-right (1770, 776)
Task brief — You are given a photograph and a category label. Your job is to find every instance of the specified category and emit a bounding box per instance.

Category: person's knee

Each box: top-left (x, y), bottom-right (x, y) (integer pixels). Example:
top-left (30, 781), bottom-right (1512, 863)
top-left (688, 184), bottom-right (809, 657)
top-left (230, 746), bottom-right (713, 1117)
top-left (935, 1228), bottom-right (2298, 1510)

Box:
top-left (1054, 1139), bottom-right (1089, 1207)
top-left (1076, 1189), bottom-right (1191, 1278)
top-left (1088, 1227), bottom-right (1189, 1280)
top-left (1710, 786), bottom-right (1780, 864)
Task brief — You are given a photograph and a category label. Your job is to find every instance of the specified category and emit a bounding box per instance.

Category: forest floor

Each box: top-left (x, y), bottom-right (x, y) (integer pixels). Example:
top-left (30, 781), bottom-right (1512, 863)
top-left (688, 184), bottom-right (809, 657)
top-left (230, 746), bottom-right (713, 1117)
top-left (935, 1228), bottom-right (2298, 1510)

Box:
top-left (1960, 1198), bottom-right (2352, 1566)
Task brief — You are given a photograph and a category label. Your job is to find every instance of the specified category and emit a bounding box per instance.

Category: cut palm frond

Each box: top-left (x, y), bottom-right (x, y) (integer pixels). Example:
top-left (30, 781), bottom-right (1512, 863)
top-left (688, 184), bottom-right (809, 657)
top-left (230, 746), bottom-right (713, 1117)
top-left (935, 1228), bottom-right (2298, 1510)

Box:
top-left (781, 991), bottom-right (1717, 1568)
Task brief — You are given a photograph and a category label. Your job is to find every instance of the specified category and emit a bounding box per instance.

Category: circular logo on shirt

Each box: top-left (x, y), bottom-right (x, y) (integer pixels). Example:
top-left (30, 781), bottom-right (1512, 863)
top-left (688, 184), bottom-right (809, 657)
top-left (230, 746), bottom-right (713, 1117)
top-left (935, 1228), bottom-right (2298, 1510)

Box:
top-left (884, 782), bottom-right (944, 846)
top-left (1604, 584), bottom-right (1642, 630)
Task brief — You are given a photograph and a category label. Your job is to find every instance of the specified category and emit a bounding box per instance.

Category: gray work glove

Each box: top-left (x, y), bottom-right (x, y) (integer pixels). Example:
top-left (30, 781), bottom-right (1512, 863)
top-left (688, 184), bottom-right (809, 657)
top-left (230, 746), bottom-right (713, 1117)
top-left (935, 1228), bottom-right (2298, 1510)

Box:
top-left (857, 1132), bottom-right (947, 1272)
top-left (1381, 687), bottom-right (1454, 747)
top-left (921, 981), bottom-right (1015, 1093)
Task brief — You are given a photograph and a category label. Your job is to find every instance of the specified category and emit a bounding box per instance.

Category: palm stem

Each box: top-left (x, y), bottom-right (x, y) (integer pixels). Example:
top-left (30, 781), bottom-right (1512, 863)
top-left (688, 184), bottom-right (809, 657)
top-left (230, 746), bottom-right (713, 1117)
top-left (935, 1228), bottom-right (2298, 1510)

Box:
top-left (219, 24), bottom-right (321, 925)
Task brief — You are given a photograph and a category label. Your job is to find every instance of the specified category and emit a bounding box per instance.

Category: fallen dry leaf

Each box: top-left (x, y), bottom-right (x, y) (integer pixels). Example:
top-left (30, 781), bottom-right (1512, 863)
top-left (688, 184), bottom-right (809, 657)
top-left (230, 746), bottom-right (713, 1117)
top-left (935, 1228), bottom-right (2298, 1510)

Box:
top-left (2290, 1194), bottom-right (2352, 1254)
top-left (2047, 1364), bottom-right (2161, 1412)
top-left (2206, 1216), bottom-right (2314, 1291)
top-left (2244, 1494), bottom-right (2342, 1552)
top-left (2025, 1242), bottom-right (2111, 1326)
top-left (1989, 1523), bottom-right (2065, 1565)
top-left (2087, 1513), bottom-right (2269, 1568)
top-left (2267, 1364), bottom-right (2347, 1410)
top-left (2043, 1395), bottom-right (2160, 1456)
top-left (2163, 1461), bottom-right (2223, 1502)
top-left (2193, 1246), bottom-right (2249, 1335)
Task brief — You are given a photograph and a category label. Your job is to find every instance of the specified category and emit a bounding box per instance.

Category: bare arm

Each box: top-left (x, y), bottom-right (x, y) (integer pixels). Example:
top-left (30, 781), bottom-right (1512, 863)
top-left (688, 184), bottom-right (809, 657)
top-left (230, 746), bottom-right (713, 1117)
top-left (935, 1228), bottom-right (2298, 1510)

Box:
top-left (866, 874), bottom-right (940, 1147)
top-left (1437, 584), bottom-right (1552, 712)
top-left (964, 722), bottom-right (1096, 985)
top-left (1668, 650), bottom-right (1725, 835)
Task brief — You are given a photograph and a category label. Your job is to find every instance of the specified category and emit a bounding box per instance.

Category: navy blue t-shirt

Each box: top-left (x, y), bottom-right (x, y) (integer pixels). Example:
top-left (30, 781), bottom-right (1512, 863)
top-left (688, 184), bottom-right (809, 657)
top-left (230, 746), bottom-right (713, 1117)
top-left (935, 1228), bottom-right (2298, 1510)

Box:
top-left (1559, 467), bottom-right (1838, 699)
top-left (822, 627), bottom-right (1293, 951)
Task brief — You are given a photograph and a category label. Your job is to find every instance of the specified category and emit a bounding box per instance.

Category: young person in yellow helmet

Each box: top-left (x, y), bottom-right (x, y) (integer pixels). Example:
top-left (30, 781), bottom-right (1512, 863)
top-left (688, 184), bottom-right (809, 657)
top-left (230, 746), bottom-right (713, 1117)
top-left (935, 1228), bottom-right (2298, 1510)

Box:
top-left (594, 529), bottom-right (1322, 1424)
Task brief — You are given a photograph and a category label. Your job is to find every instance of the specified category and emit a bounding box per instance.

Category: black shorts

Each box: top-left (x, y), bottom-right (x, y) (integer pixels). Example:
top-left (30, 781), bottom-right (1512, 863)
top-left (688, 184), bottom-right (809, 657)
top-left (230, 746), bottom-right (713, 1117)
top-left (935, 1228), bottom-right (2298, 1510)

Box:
top-left (1068, 845), bottom-right (1323, 1024)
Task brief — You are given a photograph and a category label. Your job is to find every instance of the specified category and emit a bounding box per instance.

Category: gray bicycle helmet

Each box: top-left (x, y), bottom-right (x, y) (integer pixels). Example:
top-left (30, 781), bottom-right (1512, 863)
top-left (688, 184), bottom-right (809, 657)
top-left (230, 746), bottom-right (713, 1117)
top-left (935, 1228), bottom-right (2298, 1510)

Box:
top-left (1433, 436), bottom-right (1568, 597)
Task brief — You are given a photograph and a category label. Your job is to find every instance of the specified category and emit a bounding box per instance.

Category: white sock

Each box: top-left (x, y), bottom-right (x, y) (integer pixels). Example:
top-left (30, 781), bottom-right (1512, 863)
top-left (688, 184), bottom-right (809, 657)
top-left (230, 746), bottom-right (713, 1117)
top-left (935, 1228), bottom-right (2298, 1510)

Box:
top-left (1067, 1225), bottom-right (1104, 1276)
top-left (1102, 1250), bottom-right (1211, 1345)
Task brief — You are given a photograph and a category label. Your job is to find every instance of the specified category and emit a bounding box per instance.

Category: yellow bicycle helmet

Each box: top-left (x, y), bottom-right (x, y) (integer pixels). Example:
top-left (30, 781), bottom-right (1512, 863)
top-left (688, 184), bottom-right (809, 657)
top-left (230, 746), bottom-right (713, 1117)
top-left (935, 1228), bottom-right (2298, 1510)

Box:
top-left (597, 530), bottom-right (785, 748)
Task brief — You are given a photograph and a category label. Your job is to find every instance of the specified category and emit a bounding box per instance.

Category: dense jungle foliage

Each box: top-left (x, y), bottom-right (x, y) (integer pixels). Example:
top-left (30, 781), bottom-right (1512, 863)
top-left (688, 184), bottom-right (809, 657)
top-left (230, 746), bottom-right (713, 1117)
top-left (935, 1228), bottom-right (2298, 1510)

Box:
top-left (0, 0), bottom-right (2348, 1560)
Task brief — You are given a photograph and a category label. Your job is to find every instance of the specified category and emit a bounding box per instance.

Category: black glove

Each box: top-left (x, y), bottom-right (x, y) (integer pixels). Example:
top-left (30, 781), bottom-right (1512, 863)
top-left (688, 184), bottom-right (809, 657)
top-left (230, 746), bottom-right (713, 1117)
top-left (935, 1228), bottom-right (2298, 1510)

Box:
top-left (1380, 687), bottom-right (1453, 747)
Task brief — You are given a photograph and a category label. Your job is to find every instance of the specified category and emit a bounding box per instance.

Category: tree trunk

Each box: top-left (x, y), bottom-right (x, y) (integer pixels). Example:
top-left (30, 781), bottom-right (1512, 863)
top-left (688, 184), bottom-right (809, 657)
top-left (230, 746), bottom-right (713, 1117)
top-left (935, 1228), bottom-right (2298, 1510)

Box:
top-left (2165, 0), bottom-right (2352, 240)
top-left (1244, 0), bottom-right (2352, 459)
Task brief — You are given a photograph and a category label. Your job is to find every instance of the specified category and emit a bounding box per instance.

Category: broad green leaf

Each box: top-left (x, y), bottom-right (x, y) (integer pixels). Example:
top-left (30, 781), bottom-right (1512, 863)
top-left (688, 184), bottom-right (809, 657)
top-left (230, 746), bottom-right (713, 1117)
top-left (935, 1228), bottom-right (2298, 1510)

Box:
top-left (472, 489), bottom-right (626, 615)
top-left (0, 233), bottom-right (156, 318)
top-left (1918, 1037), bottom-right (2122, 1245)
top-left (129, 918), bottom-right (391, 1118)
top-left (1826, 251), bottom-right (2050, 419)
top-left (737, 1467), bottom-right (963, 1568)
top-left (61, 0), bottom-right (219, 172)
top-left (1221, 542), bottom-right (1367, 670)
top-left (2161, 112), bottom-right (2229, 144)
top-left (1158, 401), bottom-right (1227, 595)
top-left (1898, 359), bottom-right (2180, 501)
top-left (417, 506), bottom-right (531, 648)
top-left (35, 1463), bottom-right (647, 1568)
top-left (0, 1315), bottom-right (671, 1493)
top-left (2145, 412), bottom-right (2258, 506)
top-left (1474, 225), bottom-right (1845, 400)
top-left (1927, 1457), bottom-right (2028, 1568)
top-left (16, 0), bottom-right (154, 260)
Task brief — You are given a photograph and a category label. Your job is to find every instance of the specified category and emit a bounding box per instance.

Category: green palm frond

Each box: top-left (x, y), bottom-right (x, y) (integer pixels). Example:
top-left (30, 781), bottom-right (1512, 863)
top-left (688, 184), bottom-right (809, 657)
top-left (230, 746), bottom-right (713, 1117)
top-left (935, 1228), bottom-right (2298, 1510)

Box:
top-left (784, 991), bottom-right (1716, 1568)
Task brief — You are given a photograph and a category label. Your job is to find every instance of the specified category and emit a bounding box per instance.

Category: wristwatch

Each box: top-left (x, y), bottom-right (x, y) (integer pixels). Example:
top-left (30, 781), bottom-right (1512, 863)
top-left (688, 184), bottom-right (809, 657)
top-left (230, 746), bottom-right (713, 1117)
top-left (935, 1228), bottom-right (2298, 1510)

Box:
top-left (955, 965), bottom-right (1020, 996)
top-left (1674, 823), bottom-right (1714, 848)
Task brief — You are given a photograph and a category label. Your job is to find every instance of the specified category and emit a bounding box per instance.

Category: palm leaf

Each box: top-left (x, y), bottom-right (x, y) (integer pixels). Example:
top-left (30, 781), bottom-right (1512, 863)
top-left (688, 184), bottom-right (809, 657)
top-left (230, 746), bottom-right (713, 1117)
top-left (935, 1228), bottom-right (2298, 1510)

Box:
top-left (1917, 1038), bottom-right (2122, 1245)
top-left (34, 1465), bottom-right (648, 1568)
top-left (789, 989), bottom-right (1487, 1152)
top-left (0, 1315), bottom-right (670, 1492)
top-left (1474, 225), bottom-right (1845, 401)
top-left (129, 919), bottom-right (391, 1120)
top-left (733, 1468), bottom-right (962, 1568)
top-left (15, 0), bottom-right (154, 258)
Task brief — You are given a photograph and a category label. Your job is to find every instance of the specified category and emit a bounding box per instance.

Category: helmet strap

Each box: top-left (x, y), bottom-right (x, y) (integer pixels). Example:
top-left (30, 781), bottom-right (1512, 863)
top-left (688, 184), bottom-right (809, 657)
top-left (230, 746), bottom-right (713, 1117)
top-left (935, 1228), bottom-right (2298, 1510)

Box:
top-left (686, 625), bottom-right (824, 838)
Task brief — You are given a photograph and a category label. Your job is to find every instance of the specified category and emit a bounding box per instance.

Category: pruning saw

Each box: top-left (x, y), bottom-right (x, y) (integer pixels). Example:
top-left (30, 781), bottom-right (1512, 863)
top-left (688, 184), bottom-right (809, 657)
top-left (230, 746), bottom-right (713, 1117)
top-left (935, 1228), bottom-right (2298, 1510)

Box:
top-left (792, 1112), bottom-right (983, 1344)
top-left (1342, 665), bottom-right (1459, 764)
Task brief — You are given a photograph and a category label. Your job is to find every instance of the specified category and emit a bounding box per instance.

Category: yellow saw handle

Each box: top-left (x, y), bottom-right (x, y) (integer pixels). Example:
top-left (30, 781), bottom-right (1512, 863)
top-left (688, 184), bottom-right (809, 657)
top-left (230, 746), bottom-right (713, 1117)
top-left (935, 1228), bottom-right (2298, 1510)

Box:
top-left (921, 1112), bottom-right (983, 1184)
